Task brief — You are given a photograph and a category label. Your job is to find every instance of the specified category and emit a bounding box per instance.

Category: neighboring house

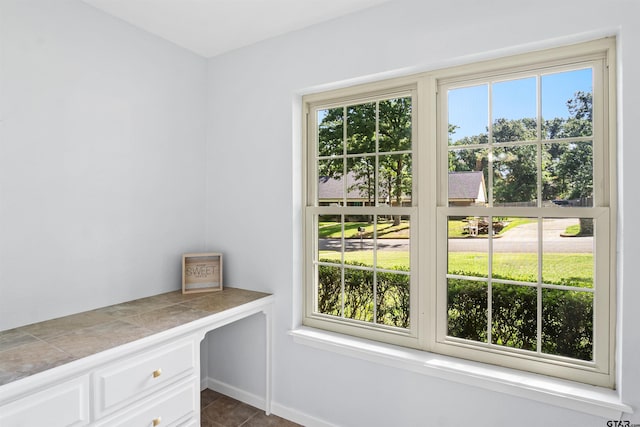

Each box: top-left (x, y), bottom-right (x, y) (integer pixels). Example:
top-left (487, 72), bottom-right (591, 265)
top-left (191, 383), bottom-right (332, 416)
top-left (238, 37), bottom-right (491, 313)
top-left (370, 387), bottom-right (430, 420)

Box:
top-left (318, 172), bottom-right (374, 206)
top-left (318, 171), bottom-right (486, 206)
top-left (448, 171), bottom-right (487, 206)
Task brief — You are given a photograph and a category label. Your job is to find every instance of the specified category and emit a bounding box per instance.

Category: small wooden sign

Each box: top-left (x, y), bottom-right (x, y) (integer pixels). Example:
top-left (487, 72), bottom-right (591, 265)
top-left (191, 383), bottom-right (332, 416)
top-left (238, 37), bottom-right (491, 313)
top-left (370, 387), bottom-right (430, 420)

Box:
top-left (182, 253), bottom-right (223, 294)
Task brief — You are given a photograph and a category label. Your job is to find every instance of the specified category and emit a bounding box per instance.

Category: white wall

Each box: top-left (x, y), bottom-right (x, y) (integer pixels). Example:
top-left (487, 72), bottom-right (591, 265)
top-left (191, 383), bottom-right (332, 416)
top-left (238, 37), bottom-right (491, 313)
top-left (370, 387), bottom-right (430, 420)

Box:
top-left (205, 0), bottom-right (640, 425)
top-left (0, 0), bottom-right (208, 330)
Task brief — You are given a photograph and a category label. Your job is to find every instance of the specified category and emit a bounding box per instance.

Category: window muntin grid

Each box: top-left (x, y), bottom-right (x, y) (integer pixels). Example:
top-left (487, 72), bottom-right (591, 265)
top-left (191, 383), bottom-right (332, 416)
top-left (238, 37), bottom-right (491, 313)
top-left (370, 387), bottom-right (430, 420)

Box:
top-left (439, 59), bottom-right (609, 375)
top-left (310, 92), bottom-right (415, 333)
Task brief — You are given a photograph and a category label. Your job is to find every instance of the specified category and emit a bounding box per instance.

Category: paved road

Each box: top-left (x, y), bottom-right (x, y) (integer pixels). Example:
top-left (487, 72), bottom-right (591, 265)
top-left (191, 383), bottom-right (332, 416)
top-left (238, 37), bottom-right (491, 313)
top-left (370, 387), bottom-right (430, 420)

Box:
top-left (319, 218), bottom-right (593, 253)
top-left (319, 238), bottom-right (407, 251)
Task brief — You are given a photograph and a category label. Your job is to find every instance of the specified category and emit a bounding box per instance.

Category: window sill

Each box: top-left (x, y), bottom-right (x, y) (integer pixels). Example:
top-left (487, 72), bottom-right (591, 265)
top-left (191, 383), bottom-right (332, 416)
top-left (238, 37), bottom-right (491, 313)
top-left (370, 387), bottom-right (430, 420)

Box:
top-left (289, 327), bottom-right (632, 419)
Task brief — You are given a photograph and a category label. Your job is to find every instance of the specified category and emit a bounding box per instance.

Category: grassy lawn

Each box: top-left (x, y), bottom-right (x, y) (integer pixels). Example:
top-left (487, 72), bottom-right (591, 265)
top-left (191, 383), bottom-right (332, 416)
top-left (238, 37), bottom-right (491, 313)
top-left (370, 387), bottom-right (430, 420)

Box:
top-left (449, 252), bottom-right (593, 287)
top-left (319, 250), bottom-right (593, 287)
top-left (448, 217), bottom-right (534, 238)
top-left (563, 224), bottom-right (581, 236)
top-left (499, 218), bottom-right (535, 233)
top-left (319, 250), bottom-right (409, 270)
top-left (320, 217), bottom-right (533, 240)
top-left (318, 220), bottom-right (409, 239)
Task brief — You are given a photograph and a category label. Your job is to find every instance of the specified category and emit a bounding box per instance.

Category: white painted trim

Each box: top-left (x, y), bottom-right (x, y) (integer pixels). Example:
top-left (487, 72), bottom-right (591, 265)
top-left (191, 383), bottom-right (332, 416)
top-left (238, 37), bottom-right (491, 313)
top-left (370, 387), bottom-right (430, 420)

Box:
top-left (263, 305), bottom-right (273, 415)
top-left (204, 377), bottom-right (337, 427)
top-left (289, 327), bottom-right (633, 420)
top-left (203, 377), bottom-right (265, 411)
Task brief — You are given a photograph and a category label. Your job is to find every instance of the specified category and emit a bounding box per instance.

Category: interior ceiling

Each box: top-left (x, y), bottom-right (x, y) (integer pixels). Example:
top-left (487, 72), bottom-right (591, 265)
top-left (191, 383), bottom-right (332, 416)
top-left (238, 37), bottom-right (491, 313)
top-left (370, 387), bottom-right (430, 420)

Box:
top-left (81, 0), bottom-right (391, 58)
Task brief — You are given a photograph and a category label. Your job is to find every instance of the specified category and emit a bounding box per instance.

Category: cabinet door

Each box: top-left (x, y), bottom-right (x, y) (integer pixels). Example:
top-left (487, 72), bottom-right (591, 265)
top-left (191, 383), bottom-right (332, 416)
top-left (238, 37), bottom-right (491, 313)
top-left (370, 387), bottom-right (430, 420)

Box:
top-left (93, 337), bottom-right (196, 418)
top-left (0, 376), bottom-right (89, 427)
top-left (94, 378), bottom-right (197, 427)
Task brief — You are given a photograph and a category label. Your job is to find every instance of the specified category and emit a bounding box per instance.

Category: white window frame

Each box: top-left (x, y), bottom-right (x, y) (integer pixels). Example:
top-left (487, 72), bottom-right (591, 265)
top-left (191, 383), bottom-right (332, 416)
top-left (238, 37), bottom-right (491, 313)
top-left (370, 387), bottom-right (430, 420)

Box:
top-left (303, 78), bottom-right (424, 349)
top-left (301, 38), bottom-right (616, 387)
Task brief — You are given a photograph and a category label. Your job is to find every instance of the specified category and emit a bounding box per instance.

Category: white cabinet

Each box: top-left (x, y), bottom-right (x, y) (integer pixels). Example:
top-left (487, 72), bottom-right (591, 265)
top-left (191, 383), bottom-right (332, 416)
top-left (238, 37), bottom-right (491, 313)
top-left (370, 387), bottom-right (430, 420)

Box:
top-left (0, 375), bottom-right (90, 427)
top-left (94, 378), bottom-right (197, 427)
top-left (0, 338), bottom-right (199, 427)
top-left (0, 290), bottom-right (274, 426)
top-left (92, 338), bottom-right (197, 419)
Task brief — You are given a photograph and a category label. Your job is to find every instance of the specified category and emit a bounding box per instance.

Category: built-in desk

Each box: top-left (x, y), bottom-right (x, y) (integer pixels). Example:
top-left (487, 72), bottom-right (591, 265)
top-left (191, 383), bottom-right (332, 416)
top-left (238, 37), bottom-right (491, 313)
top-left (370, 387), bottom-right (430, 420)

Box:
top-left (0, 287), bottom-right (274, 426)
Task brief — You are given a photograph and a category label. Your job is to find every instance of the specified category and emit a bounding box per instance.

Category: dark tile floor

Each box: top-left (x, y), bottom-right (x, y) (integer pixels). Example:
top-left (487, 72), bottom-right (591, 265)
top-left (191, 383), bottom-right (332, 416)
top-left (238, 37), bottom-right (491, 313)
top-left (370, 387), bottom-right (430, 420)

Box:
top-left (200, 389), bottom-right (302, 427)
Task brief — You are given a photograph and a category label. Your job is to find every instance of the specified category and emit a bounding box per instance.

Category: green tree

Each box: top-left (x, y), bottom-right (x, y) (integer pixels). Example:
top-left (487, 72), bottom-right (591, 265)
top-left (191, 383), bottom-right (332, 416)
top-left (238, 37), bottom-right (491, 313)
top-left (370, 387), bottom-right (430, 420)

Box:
top-left (492, 117), bottom-right (537, 143)
top-left (378, 97), bottom-right (412, 224)
top-left (556, 91), bottom-right (593, 202)
top-left (567, 90), bottom-right (593, 121)
top-left (447, 125), bottom-right (488, 183)
top-left (491, 118), bottom-right (538, 204)
top-left (317, 99), bottom-right (412, 223)
top-left (560, 91), bottom-right (594, 234)
top-left (318, 107), bottom-right (344, 179)
top-left (447, 91), bottom-right (594, 207)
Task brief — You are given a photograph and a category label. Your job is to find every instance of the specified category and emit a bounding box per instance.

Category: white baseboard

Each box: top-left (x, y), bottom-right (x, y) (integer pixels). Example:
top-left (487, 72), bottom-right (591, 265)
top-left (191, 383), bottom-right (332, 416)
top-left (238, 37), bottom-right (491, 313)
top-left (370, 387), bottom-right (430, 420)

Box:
top-left (203, 377), bottom-right (265, 410)
top-left (202, 377), bottom-right (336, 427)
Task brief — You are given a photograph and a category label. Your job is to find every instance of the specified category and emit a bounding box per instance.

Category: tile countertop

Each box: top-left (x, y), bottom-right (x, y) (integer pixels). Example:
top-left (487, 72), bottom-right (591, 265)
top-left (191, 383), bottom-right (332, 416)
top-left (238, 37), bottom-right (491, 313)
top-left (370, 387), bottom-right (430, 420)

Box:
top-left (0, 288), bottom-right (271, 386)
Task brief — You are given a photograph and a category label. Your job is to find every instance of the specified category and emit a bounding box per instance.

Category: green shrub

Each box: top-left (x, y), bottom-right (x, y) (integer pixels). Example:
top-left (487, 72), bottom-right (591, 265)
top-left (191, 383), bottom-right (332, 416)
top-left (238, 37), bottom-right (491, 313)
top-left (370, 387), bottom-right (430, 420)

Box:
top-left (447, 276), bottom-right (593, 360)
top-left (541, 289), bottom-right (593, 360)
top-left (447, 278), bottom-right (488, 342)
top-left (318, 263), bottom-right (592, 360)
top-left (318, 261), bottom-right (409, 328)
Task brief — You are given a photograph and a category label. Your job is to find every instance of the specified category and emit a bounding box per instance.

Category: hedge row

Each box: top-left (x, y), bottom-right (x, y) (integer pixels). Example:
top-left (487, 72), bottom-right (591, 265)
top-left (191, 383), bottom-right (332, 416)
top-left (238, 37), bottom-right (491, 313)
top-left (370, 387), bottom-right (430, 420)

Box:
top-left (318, 261), bottom-right (409, 328)
top-left (318, 262), bottom-right (593, 361)
top-left (448, 278), bottom-right (593, 360)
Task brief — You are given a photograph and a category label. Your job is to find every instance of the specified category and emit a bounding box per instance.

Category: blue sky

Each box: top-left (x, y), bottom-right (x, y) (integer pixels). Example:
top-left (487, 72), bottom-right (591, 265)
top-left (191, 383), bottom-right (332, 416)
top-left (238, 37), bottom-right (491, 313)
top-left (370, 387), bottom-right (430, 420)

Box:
top-left (449, 68), bottom-right (593, 140)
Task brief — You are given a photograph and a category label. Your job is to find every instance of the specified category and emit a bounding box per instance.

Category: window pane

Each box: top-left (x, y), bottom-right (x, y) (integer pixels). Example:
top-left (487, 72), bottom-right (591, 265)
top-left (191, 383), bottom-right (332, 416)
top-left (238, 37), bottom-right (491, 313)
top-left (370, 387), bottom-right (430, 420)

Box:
top-left (346, 156), bottom-right (375, 205)
top-left (346, 102), bottom-right (376, 155)
top-left (376, 215), bottom-right (410, 271)
top-left (493, 217), bottom-right (537, 283)
top-left (448, 216), bottom-right (489, 277)
top-left (318, 159), bottom-right (344, 206)
top-left (344, 214), bottom-right (374, 267)
top-left (317, 264), bottom-right (342, 317)
top-left (379, 97), bottom-right (412, 152)
top-left (447, 278), bottom-right (487, 342)
top-left (491, 283), bottom-right (537, 351)
top-left (379, 153), bottom-right (412, 206)
top-left (448, 148), bottom-right (488, 207)
top-left (492, 77), bottom-right (537, 143)
top-left (542, 68), bottom-right (593, 139)
top-left (376, 272), bottom-right (410, 328)
top-left (318, 214), bottom-right (342, 264)
top-left (344, 268), bottom-right (374, 322)
top-left (493, 145), bottom-right (538, 206)
top-left (318, 107), bottom-right (344, 158)
top-left (542, 289), bottom-right (593, 361)
top-left (542, 217), bottom-right (593, 288)
top-left (542, 141), bottom-right (593, 207)
top-left (448, 84), bottom-right (489, 146)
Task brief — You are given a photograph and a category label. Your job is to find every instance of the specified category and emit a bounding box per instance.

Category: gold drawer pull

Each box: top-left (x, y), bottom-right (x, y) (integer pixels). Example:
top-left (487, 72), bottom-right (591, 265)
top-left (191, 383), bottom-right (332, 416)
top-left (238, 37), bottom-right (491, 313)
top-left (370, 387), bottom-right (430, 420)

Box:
top-left (152, 368), bottom-right (162, 378)
top-left (152, 416), bottom-right (162, 426)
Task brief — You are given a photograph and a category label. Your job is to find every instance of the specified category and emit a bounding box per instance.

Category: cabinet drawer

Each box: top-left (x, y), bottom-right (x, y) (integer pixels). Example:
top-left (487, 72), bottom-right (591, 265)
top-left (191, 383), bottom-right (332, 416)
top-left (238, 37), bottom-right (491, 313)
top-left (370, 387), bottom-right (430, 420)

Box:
top-left (0, 376), bottom-right (89, 427)
top-left (93, 338), bottom-right (196, 417)
top-left (94, 379), bottom-right (197, 427)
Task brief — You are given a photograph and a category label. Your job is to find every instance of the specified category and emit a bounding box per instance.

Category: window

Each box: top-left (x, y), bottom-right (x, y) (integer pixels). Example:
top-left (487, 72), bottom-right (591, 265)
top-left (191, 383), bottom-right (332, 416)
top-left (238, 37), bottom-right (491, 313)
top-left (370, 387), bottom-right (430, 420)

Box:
top-left (303, 39), bottom-right (616, 387)
top-left (304, 83), bottom-right (419, 348)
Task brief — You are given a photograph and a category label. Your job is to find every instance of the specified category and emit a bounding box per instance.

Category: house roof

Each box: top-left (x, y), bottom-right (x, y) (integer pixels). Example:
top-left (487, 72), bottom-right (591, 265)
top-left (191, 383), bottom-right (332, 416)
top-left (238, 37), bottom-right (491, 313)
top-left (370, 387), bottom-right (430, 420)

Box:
top-left (318, 171), bottom-right (486, 202)
top-left (448, 171), bottom-right (485, 200)
top-left (318, 172), bottom-right (371, 200)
